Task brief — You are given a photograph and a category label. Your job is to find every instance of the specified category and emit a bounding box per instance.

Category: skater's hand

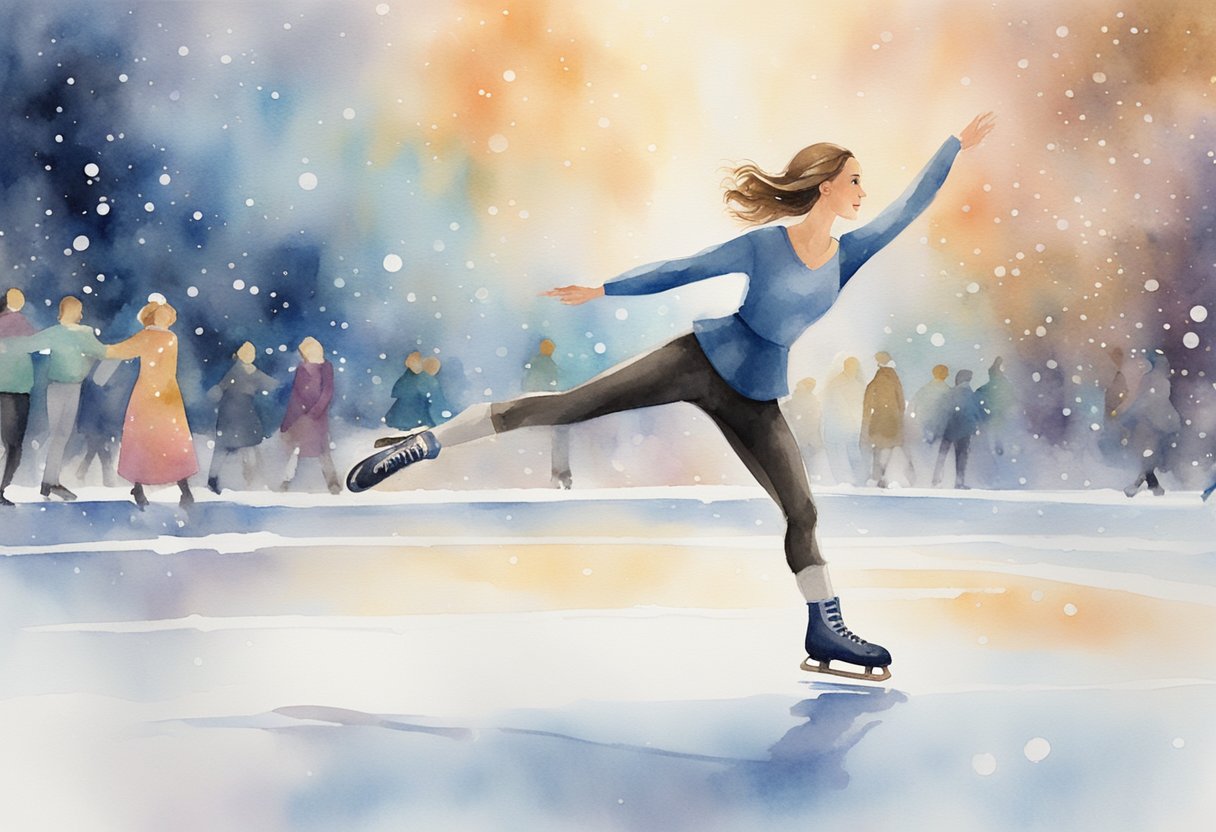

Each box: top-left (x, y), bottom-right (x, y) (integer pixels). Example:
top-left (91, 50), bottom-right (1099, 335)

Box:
top-left (543, 285), bottom-right (604, 305)
top-left (957, 112), bottom-right (996, 151)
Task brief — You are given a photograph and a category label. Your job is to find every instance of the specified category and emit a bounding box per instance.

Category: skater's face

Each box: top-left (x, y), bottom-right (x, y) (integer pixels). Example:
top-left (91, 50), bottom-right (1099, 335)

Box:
top-left (819, 158), bottom-right (866, 220)
top-left (237, 341), bottom-right (256, 364)
top-left (4, 288), bottom-right (23, 312)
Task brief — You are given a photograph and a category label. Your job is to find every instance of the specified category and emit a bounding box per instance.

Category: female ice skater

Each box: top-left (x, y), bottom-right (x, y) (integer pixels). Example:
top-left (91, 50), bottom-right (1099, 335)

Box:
top-left (349, 112), bottom-right (996, 681)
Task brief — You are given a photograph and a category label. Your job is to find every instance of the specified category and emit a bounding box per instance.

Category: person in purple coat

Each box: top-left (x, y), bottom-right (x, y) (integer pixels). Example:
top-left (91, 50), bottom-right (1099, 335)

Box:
top-left (278, 336), bottom-right (341, 494)
top-left (349, 113), bottom-right (996, 681)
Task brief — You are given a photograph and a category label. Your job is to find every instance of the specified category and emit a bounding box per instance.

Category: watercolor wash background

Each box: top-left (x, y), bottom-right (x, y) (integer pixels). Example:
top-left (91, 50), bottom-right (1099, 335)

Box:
top-left (1, 0), bottom-right (1214, 830)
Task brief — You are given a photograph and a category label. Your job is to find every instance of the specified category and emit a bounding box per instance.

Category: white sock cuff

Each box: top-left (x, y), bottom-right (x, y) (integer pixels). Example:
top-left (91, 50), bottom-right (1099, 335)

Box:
top-left (795, 565), bottom-right (835, 603)
top-left (430, 402), bottom-right (495, 447)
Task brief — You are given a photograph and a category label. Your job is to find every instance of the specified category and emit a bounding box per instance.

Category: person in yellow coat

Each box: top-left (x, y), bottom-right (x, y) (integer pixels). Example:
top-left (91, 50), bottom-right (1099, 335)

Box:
top-left (106, 300), bottom-right (199, 509)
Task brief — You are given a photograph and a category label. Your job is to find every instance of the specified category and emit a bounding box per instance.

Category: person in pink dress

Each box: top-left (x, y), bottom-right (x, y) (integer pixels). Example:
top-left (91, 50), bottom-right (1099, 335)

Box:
top-left (278, 336), bottom-right (341, 493)
top-left (106, 300), bottom-right (199, 509)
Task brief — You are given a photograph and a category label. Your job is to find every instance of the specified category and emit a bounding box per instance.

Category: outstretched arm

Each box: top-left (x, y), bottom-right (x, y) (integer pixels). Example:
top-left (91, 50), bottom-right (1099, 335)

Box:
top-left (545, 233), bottom-right (756, 305)
top-left (840, 112), bottom-right (996, 286)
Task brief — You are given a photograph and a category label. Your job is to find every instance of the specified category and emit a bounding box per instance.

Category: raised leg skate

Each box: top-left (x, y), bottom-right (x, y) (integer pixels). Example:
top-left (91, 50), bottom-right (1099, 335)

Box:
top-left (800, 597), bottom-right (892, 682)
top-left (347, 430), bottom-right (441, 492)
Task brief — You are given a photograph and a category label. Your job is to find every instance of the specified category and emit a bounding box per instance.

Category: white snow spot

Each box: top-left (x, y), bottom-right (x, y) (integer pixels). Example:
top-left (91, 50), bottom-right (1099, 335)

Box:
top-left (1017, 58), bottom-right (1029, 69)
top-left (186, 286), bottom-right (199, 298)
top-left (119, 73), bottom-right (129, 83)
top-left (96, 202), bottom-right (110, 216)
top-left (930, 333), bottom-right (946, 347)
top-left (244, 198), bottom-right (255, 207)
top-left (916, 323), bottom-right (928, 335)
top-left (994, 266), bottom-right (1007, 277)
top-left (220, 54), bottom-right (232, 65)
top-left (1092, 72), bottom-right (1107, 84)
top-left (159, 173), bottom-right (171, 185)
top-left (178, 46), bottom-right (189, 57)
top-left (488, 134), bottom-right (509, 153)
top-left (1063, 603), bottom-right (1078, 616)
top-left (298, 172), bottom-right (318, 191)
top-left (1172, 737), bottom-right (1185, 749)
top-left (192, 210), bottom-right (203, 220)
top-left (1183, 332), bottom-right (1200, 349)
top-left (1056, 25), bottom-right (1069, 38)
top-left (1036, 326), bottom-right (1047, 337)
top-left (594, 342), bottom-right (607, 354)
top-left (72, 235), bottom-right (89, 252)
top-left (1024, 737), bottom-right (1051, 763)
top-left (1031, 590), bottom-right (1045, 602)
top-left (1189, 305), bottom-right (1208, 322)
top-left (147, 292), bottom-right (166, 304)
top-left (433, 240), bottom-right (445, 252)
top-left (144, 202), bottom-right (155, 213)
top-left (84, 163), bottom-right (100, 177)
top-left (474, 287), bottom-right (489, 301)
top-left (615, 308), bottom-right (628, 320)
top-left (1056, 219), bottom-right (1069, 230)
top-left (972, 753), bottom-right (997, 776)
top-left (1144, 279), bottom-right (1159, 292)
top-left (232, 279), bottom-right (246, 291)
top-left (966, 282), bottom-right (980, 294)
top-left (597, 117), bottom-right (611, 128)
top-left (375, 3), bottom-right (390, 15)
top-left (383, 254), bottom-right (403, 273)
top-left (503, 69), bottom-right (516, 82)
top-left (343, 108), bottom-right (356, 120)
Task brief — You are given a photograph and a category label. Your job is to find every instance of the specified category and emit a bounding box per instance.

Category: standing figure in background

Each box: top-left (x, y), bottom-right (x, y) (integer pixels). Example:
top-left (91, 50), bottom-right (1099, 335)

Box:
top-left (907, 364), bottom-right (951, 484)
top-left (385, 351), bottom-right (430, 431)
top-left (933, 369), bottom-right (982, 489)
top-left (786, 377), bottom-right (825, 482)
top-left (860, 351), bottom-right (906, 488)
top-left (822, 356), bottom-right (866, 486)
top-left (207, 341), bottom-right (279, 495)
top-left (106, 300), bottom-right (198, 510)
top-left (3, 296), bottom-right (110, 502)
top-left (976, 356), bottom-right (1017, 459)
top-left (1118, 352), bottom-right (1179, 498)
top-left (74, 359), bottom-right (136, 488)
top-left (279, 336), bottom-right (341, 494)
top-left (522, 338), bottom-right (572, 489)
top-left (0, 288), bottom-right (37, 506)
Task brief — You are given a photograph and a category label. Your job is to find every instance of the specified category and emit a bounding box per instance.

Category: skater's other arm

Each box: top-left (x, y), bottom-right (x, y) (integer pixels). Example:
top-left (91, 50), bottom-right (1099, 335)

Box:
top-left (840, 112), bottom-right (995, 287)
top-left (546, 234), bottom-right (756, 305)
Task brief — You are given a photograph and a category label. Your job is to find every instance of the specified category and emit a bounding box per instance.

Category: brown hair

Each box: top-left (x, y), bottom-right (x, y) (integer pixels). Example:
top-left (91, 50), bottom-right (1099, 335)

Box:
top-left (724, 143), bottom-right (854, 224)
top-left (137, 301), bottom-right (177, 328)
top-left (59, 295), bottom-right (82, 319)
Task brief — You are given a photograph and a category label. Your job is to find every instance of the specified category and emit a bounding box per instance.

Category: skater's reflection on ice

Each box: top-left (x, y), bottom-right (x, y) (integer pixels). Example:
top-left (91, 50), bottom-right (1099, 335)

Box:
top-left (726, 685), bottom-right (907, 799)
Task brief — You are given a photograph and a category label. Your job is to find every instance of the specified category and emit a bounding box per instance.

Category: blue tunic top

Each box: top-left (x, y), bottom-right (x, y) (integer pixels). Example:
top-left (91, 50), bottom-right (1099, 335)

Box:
top-left (603, 136), bottom-right (961, 400)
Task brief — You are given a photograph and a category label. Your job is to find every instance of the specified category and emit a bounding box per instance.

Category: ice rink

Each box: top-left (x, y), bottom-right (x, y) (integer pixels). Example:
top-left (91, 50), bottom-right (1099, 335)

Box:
top-left (2, 484), bottom-right (1214, 831)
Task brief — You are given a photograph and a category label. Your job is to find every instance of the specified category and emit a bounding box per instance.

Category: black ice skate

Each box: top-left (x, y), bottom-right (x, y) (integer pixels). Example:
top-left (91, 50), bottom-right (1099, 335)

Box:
top-left (346, 430), bottom-right (441, 492)
top-left (801, 597), bottom-right (892, 682)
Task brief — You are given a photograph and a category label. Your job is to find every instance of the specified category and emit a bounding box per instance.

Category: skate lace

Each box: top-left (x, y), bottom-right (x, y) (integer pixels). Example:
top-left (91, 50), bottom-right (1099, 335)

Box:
top-left (823, 599), bottom-right (869, 645)
top-left (373, 435), bottom-right (430, 475)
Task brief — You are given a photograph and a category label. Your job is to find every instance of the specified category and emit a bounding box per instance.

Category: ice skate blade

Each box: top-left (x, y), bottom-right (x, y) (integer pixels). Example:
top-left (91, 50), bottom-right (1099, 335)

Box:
top-left (800, 657), bottom-right (892, 683)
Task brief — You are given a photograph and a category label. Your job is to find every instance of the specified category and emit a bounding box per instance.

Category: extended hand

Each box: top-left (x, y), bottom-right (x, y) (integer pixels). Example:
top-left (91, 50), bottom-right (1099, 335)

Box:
top-left (543, 285), bottom-right (605, 305)
top-left (957, 112), bottom-right (996, 151)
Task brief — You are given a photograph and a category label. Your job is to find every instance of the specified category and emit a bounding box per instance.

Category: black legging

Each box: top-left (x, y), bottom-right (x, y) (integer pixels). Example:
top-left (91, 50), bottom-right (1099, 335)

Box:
top-left (490, 334), bottom-right (823, 571)
top-left (1, 392), bottom-right (31, 490)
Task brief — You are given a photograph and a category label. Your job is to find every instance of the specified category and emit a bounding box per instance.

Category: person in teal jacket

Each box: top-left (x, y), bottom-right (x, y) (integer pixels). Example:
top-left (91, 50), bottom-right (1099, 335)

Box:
top-left (350, 113), bottom-right (996, 681)
top-left (1, 296), bottom-right (110, 501)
